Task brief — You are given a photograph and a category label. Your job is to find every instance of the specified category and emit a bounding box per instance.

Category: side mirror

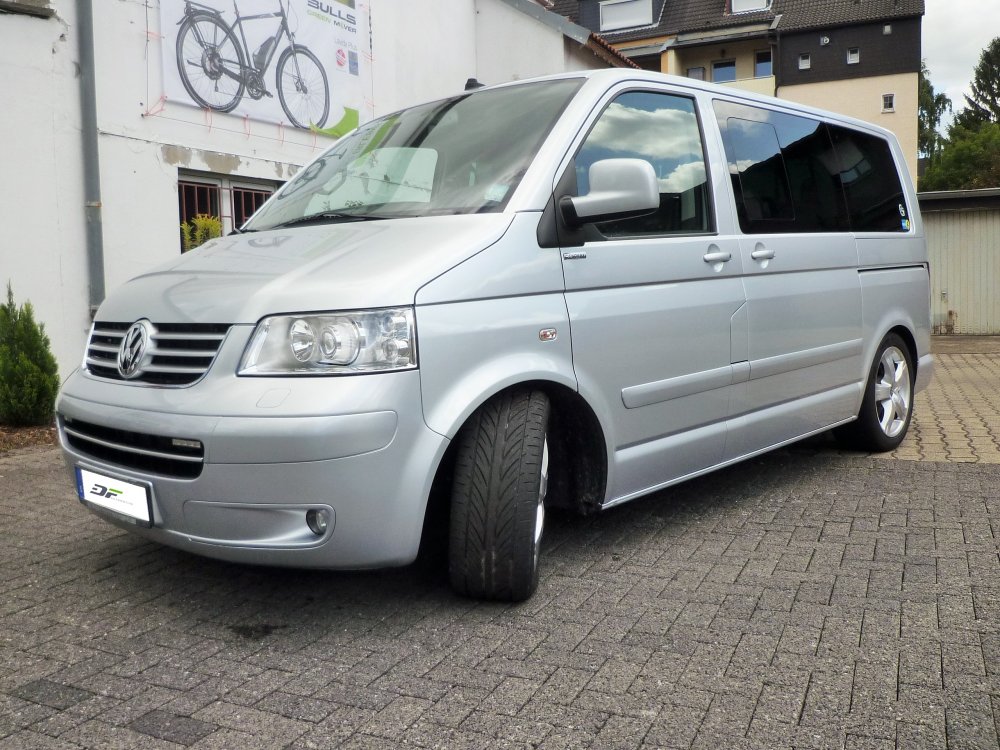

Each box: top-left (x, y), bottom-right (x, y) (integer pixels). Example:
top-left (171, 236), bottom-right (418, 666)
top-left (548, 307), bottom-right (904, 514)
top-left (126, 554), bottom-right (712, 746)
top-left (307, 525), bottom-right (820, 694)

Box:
top-left (559, 158), bottom-right (659, 228)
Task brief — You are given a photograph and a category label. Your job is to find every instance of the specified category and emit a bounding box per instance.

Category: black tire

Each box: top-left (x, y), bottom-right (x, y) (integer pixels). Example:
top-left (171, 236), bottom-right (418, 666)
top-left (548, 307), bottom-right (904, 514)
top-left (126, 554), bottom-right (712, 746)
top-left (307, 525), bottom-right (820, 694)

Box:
top-left (175, 14), bottom-right (246, 113)
top-left (835, 332), bottom-right (915, 452)
top-left (276, 46), bottom-right (330, 129)
top-left (449, 390), bottom-right (550, 602)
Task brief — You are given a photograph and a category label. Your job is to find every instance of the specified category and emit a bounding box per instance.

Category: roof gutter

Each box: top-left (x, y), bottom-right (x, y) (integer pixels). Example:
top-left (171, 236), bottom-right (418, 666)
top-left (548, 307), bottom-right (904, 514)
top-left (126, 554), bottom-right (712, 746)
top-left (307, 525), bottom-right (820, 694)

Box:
top-left (76, 0), bottom-right (105, 317)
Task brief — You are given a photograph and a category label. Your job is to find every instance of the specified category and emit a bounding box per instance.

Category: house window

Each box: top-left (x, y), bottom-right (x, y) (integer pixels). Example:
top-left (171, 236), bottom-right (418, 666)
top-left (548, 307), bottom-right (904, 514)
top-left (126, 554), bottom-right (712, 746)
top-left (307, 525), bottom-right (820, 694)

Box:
top-left (599, 0), bottom-right (653, 31)
top-left (883, 24), bottom-right (892, 35)
top-left (178, 172), bottom-right (279, 251)
top-left (687, 66), bottom-right (706, 80)
top-left (847, 47), bottom-right (860, 65)
top-left (882, 94), bottom-right (895, 112)
top-left (798, 53), bottom-right (811, 70)
top-left (713, 60), bottom-right (736, 83)
top-left (755, 50), bottom-right (772, 77)
top-left (731, 0), bottom-right (771, 13)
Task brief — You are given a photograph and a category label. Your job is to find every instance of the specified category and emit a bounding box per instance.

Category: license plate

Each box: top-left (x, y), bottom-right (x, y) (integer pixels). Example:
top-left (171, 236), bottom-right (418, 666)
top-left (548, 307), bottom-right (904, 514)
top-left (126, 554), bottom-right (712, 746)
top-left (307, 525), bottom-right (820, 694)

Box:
top-left (76, 467), bottom-right (152, 527)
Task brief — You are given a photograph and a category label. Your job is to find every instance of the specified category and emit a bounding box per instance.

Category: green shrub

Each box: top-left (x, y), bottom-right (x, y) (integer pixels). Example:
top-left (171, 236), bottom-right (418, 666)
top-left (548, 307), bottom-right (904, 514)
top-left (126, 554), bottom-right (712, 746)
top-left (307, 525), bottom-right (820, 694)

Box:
top-left (0, 283), bottom-right (60, 427)
top-left (180, 214), bottom-right (223, 252)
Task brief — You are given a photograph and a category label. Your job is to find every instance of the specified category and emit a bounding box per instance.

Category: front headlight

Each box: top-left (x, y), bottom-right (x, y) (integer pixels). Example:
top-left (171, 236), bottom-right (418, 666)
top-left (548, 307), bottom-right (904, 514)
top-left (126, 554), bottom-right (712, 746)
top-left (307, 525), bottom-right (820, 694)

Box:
top-left (239, 307), bottom-right (417, 375)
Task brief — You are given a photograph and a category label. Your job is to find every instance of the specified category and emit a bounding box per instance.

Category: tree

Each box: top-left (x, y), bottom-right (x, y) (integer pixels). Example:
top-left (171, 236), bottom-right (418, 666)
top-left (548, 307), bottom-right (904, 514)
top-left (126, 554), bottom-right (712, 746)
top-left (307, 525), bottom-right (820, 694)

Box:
top-left (956, 36), bottom-right (1000, 130)
top-left (920, 121), bottom-right (1000, 191)
top-left (0, 283), bottom-right (60, 426)
top-left (918, 61), bottom-right (952, 162)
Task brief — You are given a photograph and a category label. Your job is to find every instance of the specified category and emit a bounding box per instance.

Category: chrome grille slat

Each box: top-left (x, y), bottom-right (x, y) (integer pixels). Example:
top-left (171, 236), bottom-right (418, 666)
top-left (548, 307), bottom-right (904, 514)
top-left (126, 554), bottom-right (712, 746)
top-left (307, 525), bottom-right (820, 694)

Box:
top-left (87, 342), bottom-right (121, 354)
top-left (86, 321), bottom-right (231, 386)
top-left (154, 332), bottom-right (227, 342)
top-left (60, 417), bottom-right (205, 479)
top-left (149, 348), bottom-right (217, 359)
top-left (141, 364), bottom-right (208, 375)
top-left (63, 426), bottom-right (203, 463)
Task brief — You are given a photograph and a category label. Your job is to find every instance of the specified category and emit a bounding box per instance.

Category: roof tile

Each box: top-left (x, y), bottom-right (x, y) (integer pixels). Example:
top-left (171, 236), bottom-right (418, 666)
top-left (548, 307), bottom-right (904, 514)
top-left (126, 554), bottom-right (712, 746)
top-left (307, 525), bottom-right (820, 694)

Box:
top-left (550, 0), bottom-right (924, 43)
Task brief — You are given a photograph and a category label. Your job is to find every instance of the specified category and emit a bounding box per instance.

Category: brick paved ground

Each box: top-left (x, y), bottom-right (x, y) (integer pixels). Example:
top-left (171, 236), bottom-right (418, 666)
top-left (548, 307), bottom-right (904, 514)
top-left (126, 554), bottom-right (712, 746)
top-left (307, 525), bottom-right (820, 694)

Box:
top-left (2, 347), bottom-right (1000, 749)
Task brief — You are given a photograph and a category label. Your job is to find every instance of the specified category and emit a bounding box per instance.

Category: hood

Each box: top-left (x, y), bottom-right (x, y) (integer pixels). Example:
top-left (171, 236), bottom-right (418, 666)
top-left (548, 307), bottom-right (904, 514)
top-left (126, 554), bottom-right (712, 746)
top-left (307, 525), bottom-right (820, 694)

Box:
top-left (96, 214), bottom-right (514, 324)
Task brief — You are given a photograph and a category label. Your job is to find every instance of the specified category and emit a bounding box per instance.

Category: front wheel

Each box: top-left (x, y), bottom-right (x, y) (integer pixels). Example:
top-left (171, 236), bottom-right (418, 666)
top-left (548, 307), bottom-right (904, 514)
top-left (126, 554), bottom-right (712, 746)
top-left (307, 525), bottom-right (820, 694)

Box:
top-left (276, 46), bottom-right (330, 129)
top-left (449, 390), bottom-right (550, 602)
top-left (836, 333), bottom-right (915, 451)
top-left (175, 14), bottom-right (246, 113)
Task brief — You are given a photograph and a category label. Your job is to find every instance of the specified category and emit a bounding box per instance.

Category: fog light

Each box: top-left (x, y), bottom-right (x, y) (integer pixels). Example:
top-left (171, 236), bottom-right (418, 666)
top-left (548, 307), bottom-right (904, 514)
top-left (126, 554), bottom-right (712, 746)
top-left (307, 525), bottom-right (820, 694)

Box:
top-left (306, 509), bottom-right (328, 536)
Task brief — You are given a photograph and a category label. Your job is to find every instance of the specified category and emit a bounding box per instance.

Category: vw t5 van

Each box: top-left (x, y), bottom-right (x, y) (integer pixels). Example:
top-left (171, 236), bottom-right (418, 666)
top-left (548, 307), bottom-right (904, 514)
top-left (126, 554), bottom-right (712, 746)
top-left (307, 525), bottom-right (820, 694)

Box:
top-left (58, 69), bottom-right (932, 601)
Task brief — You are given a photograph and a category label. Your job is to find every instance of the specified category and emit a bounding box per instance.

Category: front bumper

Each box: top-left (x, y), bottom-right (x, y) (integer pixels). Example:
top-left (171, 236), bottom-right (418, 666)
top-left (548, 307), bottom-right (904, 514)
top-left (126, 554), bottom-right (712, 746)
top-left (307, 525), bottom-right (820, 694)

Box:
top-left (57, 360), bottom-right (448, 569)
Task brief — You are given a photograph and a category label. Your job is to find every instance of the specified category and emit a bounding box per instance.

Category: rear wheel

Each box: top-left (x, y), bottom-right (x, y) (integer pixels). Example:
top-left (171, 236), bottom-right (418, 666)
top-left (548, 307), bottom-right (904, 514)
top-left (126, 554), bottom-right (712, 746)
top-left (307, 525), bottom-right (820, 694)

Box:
top-left (449, 389), bottom-right (550, 602)
top-left (175, 14), bottom-right (245, 113)
top-left (836, 333), bottom-right (914, 451)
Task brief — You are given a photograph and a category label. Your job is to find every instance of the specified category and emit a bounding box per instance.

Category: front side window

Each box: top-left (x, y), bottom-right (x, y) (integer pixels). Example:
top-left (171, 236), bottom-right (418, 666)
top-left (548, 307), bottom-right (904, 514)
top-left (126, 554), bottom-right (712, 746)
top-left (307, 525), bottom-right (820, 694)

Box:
top-left (799, 53), bottom-right (811, 70)
top-left (687, 66), bottom-right (706, 80)
top-left (245, 79), bottom-right (582, 231)
top-left (574, 91), bottom-right (712, 237)
top-left (847, 47), bottom-right (860, 64)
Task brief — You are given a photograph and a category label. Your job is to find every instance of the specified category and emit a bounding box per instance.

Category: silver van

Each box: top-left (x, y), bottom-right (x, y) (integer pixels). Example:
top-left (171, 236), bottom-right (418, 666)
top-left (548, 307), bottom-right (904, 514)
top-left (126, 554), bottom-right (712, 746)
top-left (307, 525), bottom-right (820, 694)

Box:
top-left (57, 69), bottom-right (932, 601)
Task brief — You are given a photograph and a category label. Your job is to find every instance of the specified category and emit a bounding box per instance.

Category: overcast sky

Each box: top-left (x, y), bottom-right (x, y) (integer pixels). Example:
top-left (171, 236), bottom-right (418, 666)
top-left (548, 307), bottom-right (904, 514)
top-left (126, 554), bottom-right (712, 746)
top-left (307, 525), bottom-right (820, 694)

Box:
top-left (922, 0), bottom-right (1000, 123)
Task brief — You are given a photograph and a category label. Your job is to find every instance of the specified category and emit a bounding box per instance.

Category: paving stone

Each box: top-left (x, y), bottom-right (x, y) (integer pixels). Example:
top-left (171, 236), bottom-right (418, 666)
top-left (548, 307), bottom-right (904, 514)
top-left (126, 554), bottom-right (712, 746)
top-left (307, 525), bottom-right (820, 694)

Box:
top-left (10, 679), bottom-right (93, 710)
top-left (5, 351), bottom-right (1000, 748)
top-left (128, 710), bottom-right (216, 746)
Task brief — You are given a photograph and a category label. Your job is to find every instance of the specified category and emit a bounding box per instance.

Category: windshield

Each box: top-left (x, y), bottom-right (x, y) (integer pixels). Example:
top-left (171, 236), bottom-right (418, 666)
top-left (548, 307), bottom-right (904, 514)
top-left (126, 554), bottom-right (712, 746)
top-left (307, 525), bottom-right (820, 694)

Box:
top-left (245, 79), bottom-right (583, 230)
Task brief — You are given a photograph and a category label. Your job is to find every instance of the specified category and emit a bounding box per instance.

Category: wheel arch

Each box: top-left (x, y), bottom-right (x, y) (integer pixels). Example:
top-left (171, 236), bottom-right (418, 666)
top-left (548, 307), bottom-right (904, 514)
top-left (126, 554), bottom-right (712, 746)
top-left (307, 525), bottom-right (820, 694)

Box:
top-left (419, 379), bottom-right (609, 559)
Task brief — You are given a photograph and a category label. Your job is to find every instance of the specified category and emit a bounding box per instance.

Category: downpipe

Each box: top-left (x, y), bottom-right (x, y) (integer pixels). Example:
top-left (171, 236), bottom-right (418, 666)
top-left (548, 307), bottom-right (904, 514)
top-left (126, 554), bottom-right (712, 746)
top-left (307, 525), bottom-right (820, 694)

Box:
top-left (76, 0), bottom-right (105, 318)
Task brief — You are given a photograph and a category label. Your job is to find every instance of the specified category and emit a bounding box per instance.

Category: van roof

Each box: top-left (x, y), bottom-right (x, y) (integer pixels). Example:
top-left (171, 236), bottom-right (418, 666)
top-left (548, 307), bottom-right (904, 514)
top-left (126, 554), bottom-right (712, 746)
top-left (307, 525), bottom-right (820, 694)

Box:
top-left (479, 68), bottom-right (898, 140)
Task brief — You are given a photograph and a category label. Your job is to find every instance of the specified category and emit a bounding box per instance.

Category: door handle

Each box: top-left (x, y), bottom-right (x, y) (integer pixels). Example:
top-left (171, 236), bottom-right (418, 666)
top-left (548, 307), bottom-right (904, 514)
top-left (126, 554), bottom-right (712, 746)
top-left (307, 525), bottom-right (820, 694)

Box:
top-left (703, 251), bottom-right (732, 264)
top-left (751, 247), bottom-right (775, 261)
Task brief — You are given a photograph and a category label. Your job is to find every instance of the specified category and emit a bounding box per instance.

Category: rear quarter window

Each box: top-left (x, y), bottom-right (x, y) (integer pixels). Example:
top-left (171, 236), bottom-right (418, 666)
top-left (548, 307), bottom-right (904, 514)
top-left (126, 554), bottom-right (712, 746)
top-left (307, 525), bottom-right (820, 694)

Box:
top-left (827, 126), bottom-right (910, 232)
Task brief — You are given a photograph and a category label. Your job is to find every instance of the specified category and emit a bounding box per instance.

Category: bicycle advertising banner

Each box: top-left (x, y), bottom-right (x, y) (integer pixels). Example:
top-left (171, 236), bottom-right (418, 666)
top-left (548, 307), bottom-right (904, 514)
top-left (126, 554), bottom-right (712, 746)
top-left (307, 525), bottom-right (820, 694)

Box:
top-left (160, 0), bottom-right (372, 137)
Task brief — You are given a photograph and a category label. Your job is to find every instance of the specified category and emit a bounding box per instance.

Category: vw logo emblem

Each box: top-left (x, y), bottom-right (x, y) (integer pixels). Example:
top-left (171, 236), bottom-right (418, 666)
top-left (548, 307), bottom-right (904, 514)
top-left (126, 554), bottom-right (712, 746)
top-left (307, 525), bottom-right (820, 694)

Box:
top-left (117, 320), bottom-right (153, 379)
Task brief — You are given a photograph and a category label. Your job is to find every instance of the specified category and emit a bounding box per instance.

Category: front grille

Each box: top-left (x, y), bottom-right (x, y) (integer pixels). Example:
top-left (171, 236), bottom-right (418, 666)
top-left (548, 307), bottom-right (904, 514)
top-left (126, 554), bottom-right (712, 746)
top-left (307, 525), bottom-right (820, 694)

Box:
top-left (86, 322), bottom-right (231, 386)
top-left (61, 417), bottom-right (204, 479)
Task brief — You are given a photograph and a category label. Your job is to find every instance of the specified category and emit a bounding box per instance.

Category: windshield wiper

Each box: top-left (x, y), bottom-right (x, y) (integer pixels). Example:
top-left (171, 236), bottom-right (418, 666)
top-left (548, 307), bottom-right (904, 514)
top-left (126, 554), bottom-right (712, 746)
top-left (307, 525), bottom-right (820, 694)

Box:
top-left (265, 211), bottom-right (390, 230)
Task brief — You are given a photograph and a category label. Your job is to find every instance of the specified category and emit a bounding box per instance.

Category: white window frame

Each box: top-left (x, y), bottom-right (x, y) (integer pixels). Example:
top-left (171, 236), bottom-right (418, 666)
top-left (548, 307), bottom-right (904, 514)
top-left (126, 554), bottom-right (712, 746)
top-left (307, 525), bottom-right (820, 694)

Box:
top-left (882, 93), bottom-right (895, 112)
top-left (731, 0), bottom-right (771, 13)
top-left (178, 171), bottom-right (280, 245)
top-left (599, 0), bottom-right (653, 32)
top-left (754, 49), bottom-right (772, 78)
top-left (712, 59), bottom-right (737, 83)
top-left (798, 53), bottom-right (811, 70)
top-left (883, 24), bottom-right (892, 35)
top-left (847, 47), bottom-right (860, 65)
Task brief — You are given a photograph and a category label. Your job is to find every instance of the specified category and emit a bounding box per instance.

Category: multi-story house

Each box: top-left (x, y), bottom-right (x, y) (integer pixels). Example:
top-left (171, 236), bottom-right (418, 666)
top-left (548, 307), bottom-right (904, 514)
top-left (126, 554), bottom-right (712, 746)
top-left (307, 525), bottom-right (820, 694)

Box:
top-left (552, 0), bottom-right (924, 177)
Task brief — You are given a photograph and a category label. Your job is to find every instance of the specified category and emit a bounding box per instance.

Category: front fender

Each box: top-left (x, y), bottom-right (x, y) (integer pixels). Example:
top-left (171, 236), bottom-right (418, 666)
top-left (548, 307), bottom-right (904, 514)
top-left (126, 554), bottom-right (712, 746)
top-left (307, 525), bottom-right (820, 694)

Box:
top-left (417, 295), bottom-right (577, 438)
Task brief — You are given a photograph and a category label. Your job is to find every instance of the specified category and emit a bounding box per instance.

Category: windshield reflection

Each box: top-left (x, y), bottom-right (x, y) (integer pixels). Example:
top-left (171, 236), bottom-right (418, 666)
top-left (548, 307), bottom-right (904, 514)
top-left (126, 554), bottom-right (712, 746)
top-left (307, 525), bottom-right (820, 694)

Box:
top-left (245, 79), bottom-right (582, 231)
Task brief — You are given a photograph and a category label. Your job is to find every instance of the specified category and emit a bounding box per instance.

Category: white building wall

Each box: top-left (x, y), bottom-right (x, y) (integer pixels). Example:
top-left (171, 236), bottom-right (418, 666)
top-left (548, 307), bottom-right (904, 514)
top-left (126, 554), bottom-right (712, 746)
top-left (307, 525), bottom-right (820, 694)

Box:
top-left (371, 0), bottom-right (478, 113)
top-left (0, 4), bottom-right (90, 377)
top-left (475, 0), bottom-right (602, 85)
top-left (2, 0), bottom-right (611, 377)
